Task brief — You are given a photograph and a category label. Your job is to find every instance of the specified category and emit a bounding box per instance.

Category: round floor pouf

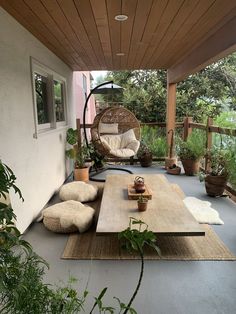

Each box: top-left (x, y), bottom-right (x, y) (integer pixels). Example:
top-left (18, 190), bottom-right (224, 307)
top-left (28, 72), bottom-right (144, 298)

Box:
top-left (59, 181), bottom-right (98, 202)
top-left (43, 200), bottom-right (95, 233)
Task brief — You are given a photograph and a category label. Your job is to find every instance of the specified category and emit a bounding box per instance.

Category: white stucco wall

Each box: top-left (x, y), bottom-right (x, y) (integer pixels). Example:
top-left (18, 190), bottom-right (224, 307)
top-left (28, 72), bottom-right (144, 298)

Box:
top-left (0, 8), bottom-right (75, 233)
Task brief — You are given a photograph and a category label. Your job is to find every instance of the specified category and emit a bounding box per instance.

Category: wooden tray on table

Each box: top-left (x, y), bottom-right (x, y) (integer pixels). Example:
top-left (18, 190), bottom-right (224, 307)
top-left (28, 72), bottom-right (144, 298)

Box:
top-left (128, 184), bottom-right (152, 200)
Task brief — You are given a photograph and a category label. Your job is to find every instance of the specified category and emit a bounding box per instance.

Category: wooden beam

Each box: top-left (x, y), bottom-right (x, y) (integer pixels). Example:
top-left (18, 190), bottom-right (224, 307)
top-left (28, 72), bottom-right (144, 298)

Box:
top-left (166, 73), bottom-right (177, 149)
top-left (168, 16), bottom-right (236, 83)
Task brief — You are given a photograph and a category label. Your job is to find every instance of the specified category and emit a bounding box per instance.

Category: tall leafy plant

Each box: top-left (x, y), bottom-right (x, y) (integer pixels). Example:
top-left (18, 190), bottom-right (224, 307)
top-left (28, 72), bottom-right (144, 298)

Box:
top-left (119, 217), bottom-right (161, 313)
top-left (0, 160), bottom-right (160, 313)
top-left (66, 128), bottom-right (91, 169)
top-left (176, 129), bottom-right (206, 161)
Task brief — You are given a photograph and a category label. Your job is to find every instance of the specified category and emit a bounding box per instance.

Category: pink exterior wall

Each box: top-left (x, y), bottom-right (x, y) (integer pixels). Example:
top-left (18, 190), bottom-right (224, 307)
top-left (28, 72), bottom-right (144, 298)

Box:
top-left (73, 71), bottom-right (96, 124)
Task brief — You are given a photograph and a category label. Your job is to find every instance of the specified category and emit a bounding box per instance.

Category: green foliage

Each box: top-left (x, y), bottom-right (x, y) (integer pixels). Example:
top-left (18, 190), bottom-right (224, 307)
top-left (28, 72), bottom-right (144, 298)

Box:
top-left (1, 161), bottom-right (161, 314)
top-left (119, 217), bottom-right (160, 255)
top-left (65, 128), bottom-right (90, 169)
top-left (205, 147), bottom-right (233, 177)
top-left (227, 145), bottom-right (236, 189)
top-left (137, 194), bottom-right (148, 203)
top-left (141, 126), bottom-right (167, 157)
top-left (104, 53), bottom-right (236, 123)
top-left (200, 146), bottom-right (236, 190)
top-left (87, 143), bottom-right (105, 171)
top-left (176, 130), bottom-right (206, 161)
top-left (0, 162), bottom-right (24, 245)
top-left (119, 217), bottom-right (160, 314)
top-left (137, 140), bottom-right (152, 159)
top-left (214, 111), bottom-right (236, 128)
top-left (208, 111), bottom-right (236, 187)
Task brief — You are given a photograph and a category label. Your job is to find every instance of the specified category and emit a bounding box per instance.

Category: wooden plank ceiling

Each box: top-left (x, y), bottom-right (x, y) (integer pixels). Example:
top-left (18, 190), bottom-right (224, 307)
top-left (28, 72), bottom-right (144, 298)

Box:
top-left (1, 0), bottom-right (236, 72)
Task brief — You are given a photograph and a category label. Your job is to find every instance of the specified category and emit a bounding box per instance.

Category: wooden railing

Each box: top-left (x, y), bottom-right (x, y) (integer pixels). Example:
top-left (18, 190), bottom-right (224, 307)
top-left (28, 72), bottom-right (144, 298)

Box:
top-left (183, 117), bottom-right (236, 197)
top-left (78, 117), bottom-right (236, 196)
top-left (78, 119), bottom-right (183, 163)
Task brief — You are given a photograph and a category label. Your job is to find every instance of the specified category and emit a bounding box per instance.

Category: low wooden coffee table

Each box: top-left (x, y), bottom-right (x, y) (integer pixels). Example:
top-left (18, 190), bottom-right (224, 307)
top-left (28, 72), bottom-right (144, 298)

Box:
top-left (96, 174), bottom-right (205, 236)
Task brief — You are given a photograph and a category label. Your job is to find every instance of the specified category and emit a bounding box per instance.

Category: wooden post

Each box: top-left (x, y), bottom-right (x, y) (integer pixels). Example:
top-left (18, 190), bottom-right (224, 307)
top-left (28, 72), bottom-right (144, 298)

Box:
top-left (205, 117), bottom-right (213, 171)
top-left (183, 117), bottom-right (192, 141)
top-left (76, 118), bottom-right (82, 149)
top-left (166, 72), bottom-right (177, 155)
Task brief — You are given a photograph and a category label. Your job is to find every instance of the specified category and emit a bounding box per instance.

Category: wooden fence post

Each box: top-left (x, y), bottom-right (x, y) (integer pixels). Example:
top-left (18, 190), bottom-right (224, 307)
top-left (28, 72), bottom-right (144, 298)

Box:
top-left (205, 117), bottom-right (213, 171)
top-left (183, 117), bottom-right (192, 140)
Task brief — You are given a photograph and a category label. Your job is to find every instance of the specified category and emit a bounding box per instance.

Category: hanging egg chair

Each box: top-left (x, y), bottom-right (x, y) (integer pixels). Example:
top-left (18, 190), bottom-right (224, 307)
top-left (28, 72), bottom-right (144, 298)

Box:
top-left (91, 106), bottom-right (141, 158)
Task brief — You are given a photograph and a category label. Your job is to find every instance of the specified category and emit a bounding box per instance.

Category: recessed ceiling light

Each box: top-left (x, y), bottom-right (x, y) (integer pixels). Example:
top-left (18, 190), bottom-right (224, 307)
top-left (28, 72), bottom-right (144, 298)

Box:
top-left (116, 52), bottom-right (125, 56)
top-left (114, 14), bottom-right (128, 21)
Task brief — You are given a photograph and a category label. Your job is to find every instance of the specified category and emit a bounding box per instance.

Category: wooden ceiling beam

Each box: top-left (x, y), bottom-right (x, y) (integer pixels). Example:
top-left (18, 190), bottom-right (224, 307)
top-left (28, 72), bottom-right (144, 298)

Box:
top-left (168, 16), bottom-right (236, 83)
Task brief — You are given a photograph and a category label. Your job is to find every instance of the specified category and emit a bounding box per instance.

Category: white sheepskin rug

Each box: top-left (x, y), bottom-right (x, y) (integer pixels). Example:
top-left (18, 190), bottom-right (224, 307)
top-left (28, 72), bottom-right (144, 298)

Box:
top-left (43, 200), bottom-right (95, 233)
top-left (183, 197), bottom-right (224, 225)
top-left (59, 181), bottom-right (98, 202)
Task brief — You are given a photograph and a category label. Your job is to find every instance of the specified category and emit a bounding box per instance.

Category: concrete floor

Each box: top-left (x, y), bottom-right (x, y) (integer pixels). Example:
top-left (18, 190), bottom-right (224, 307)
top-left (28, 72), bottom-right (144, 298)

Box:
top-left (24, 165), bottom-right (236, 314)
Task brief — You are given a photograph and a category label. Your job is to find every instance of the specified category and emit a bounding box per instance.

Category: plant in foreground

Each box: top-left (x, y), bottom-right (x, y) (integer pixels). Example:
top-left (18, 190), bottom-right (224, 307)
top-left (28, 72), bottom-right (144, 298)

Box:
top-left (119, 217), bottom-right (161, 313)
top-left (0, 160), bottom-right (160, 313)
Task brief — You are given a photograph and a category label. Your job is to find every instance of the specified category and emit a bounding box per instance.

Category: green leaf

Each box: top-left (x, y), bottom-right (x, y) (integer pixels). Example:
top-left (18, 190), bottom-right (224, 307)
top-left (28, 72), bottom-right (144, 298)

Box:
top-left (66, 128), bottom-right (77, 145)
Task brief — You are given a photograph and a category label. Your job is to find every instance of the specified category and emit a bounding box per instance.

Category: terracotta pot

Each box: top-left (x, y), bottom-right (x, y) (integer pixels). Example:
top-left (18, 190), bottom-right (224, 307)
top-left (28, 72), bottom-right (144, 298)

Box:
top-left (205, 174), bottom-right (227, 197)
top-left (167, 165), bottom-right (181, 175)
top-left (181, 159), bottom-right (200, 176)
top-left (74, 167), bottom-right (89, 182)
top-left (139, 156), bottom-right (152, 167)
top-left (165, 157), bottom-right (177, 169)
top-left (137, 201), bottom-right (148, 211)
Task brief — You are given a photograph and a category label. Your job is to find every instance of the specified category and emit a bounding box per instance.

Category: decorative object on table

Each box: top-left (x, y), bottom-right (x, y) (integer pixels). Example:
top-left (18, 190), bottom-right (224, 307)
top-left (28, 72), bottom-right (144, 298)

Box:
top-left (137, 194), bottom-right (148, 211)
top-left (65, 128), bottom-right (90, 182)
top-left (165, 129), bottom-right (177, 169)
top-left (43, 200), bottom-right (95, 233)
top-left (166, 164), bottom-right (181, 175)
top-left (134, 176), bottom-right (145, 193)
top-left (200, 147), bottom-right (233, 197)
top-left (176, 130), bottom-right (205, 176)
top-left (137, 141), bottom-right (152, 167)
top-left (59, 181), bottom-right (98, 202)
top-left (128, 184), bottom-right (152, 200)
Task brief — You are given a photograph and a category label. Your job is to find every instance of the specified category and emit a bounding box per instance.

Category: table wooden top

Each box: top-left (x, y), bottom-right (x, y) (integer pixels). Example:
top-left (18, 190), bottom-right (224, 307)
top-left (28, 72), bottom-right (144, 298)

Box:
top-left (96, 174), bottom-right (205, 236)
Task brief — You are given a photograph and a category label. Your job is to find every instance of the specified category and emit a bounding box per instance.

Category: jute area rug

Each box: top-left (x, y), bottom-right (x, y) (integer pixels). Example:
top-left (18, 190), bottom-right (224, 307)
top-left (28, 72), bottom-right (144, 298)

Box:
top-left (62, 225), bottom-right (236, 261)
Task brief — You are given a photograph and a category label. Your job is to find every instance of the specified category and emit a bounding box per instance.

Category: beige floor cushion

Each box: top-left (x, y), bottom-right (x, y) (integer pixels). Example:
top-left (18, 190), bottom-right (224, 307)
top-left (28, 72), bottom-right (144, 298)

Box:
top-left (43, 200), bottom-right (95, 233)
top-left (59, 181), bottom-right (98, 202)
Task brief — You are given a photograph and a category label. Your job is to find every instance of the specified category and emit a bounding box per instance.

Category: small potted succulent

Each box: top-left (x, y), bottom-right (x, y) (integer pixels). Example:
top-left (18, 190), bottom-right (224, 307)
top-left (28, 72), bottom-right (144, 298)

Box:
top-left (137, 194), bottom-right (148, 211)
top-left (137, 141), bottom-right (152, 167)
top-left (66, 128), bottom-right (90, 181)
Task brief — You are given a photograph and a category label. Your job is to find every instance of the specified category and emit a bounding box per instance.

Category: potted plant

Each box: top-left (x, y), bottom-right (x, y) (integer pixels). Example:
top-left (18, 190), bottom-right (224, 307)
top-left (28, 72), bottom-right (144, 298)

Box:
top-left (137, 141), bottom-right (152, 167)
top-left (1, 161), bottom-right (160, 314)
top-left (66, 128), bottom-right (90, 181)
top-left (88, 143), bottom-right (105, 171)
top-left (200, 147), bottom-right (233, 197)
top-left (137, 194), bottom-right (148, 211)
top-left (177, 130), bottom-right (205, 176)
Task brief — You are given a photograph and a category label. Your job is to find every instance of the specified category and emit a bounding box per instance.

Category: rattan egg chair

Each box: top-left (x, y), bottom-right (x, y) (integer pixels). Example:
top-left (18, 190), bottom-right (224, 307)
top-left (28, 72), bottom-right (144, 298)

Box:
top-left (91, 106), bottom-right (141, 158)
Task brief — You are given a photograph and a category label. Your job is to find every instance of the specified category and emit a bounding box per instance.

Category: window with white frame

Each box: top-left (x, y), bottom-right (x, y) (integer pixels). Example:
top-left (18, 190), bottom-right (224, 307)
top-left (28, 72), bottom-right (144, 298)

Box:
top-left (31, 59), bottom-right (67, 135)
